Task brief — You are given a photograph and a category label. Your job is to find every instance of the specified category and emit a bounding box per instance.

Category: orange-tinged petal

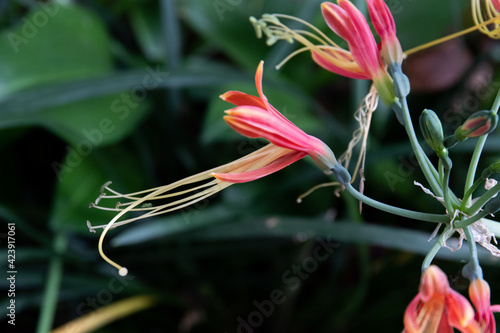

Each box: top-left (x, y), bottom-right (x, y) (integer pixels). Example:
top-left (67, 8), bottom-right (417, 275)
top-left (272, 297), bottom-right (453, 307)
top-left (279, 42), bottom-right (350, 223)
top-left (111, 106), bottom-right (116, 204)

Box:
top-left (212, 150), bottom-right (307, 183)
top-left (335, 0), bottom-right (383, 75)
top-left (445, 289), bottom-right (476, 329)
top-left (469, 278), bottom-right (498, 333)
top-left (419, 265), bottom-right (450, 302)
top-left (220, 91), bottom-right (267, 109)
top-left (223, 107), bottom-right (312, 152)
top-left (367, 0), bottom-right (403, 65)
top-left (311, 49), bottom-right (371, 80)
top-left (403, 295), bottom-right (423, 333)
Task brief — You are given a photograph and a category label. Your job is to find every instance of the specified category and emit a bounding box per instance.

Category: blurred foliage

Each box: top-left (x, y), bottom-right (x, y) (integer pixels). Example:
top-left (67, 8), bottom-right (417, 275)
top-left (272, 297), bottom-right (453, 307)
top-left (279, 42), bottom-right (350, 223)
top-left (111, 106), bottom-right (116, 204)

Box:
top-left (0, 0), bottom-right (499, 332)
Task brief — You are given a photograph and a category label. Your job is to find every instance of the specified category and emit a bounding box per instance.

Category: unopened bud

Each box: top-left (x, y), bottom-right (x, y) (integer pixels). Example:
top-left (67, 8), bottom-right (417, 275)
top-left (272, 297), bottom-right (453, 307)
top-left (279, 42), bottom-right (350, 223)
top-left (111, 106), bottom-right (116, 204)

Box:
top-left (454, 110), bottom-right (498, 141)
top-left (420, 109), bottom-right (449, 163)
top-left (482, 160), bottom-right (500, 179)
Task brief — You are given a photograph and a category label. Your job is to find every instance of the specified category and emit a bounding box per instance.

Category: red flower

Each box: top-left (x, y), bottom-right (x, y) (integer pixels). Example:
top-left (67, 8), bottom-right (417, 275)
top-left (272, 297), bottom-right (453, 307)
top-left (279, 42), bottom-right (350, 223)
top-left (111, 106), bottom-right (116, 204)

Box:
top-left (213, 61), bottom-right (337, 182)
top-left (403, 265), bottom-right (480, 333)
top-left (469, 278), bottom-right (500, 333)
top-left (319, 1), bottom-right (396, 106)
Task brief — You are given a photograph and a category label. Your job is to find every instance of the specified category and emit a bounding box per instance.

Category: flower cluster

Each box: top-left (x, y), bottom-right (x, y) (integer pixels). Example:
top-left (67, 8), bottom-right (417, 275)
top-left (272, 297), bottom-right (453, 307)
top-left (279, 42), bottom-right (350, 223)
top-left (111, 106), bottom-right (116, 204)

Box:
top-left (88, 0), bottom-right (500, 331)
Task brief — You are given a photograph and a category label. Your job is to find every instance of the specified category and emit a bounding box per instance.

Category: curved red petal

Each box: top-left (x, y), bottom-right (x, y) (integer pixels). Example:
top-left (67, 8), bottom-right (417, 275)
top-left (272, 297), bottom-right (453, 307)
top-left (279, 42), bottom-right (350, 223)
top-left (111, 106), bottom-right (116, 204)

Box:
top-left (212, 151), bottom-right (307, 183)
top-left (220, 91), bottom-right (267, 109)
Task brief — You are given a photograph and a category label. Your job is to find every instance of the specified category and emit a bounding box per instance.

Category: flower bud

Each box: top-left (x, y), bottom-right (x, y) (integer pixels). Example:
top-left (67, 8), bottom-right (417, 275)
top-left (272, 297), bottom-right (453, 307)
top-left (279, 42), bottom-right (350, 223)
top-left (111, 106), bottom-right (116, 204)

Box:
top-left (454, 110), bottom-right (498, 141)
top-left (420, 109), bottom-right (449, 162)
top-left (481, 160), bottom-right (500, 179)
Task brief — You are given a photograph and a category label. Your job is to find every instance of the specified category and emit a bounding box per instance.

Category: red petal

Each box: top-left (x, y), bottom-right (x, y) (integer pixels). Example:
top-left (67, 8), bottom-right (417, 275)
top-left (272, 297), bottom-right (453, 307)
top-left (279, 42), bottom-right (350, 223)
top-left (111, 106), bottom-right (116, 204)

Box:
top-left (212, 151), bottom-right (306, 183)
top-left (220, 91), bottom-right (267, 109)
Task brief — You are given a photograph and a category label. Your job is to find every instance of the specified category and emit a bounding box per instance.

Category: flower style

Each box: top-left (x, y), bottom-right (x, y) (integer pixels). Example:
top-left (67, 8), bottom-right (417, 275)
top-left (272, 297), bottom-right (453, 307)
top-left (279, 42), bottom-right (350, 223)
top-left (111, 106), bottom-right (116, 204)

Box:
top-left (403, 265), bottom-right (480, 333)
top-left (469, 278), bottom-right (500, 333)
top-left (88, 61), bottom-right (337, 275)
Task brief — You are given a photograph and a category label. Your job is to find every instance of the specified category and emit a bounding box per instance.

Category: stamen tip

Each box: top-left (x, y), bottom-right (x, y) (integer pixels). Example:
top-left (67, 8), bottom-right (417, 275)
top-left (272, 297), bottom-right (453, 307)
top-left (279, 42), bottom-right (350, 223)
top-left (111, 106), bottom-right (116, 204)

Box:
top-left (296, 198), bottom-right (302, 203)
top-left (100, 181), bottom-right (112, 193)
top-left (87, 221), bottom-right (96, 233)
top-left (119, 267), bottom-right (128, 276)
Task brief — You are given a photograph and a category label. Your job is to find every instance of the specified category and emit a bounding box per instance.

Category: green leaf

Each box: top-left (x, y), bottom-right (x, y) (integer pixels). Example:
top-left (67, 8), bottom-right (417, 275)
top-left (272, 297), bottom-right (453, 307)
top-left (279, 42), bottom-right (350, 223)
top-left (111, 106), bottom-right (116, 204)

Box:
top-left (0, 2), bottom-right (112, 96)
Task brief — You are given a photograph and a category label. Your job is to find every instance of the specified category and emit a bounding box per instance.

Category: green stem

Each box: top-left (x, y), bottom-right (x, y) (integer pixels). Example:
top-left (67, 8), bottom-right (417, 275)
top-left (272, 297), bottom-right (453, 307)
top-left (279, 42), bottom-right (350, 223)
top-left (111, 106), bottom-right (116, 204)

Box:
top-left (466, 182), bottom-right (500, 216)
top-left (442, 166), bottom-right (454, 215)
top-left (398, 96), bottom-right (442, 197)
top-left (463, 89), bottom-right (500, 207)
top-left (344, 183), bottom-right (449, 223)
top-left (454, 210), bottom-right (488, 229)
top-left (36, 231), bottom-right (67, 333)
top-left (462, 226), bottom-right (483, 280)
top-left (422, 224), bottom-right (452, 271)
top-left (461, 177), bottom-right (486, 210)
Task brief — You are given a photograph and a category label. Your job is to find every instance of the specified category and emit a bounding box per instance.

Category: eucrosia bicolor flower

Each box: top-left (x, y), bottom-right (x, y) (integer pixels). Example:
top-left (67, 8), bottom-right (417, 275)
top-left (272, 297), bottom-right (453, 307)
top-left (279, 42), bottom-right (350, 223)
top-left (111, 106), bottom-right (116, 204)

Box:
top-left (250, 1), bottom-right (400, 107)
top-left (469, 278), bottom-right (500, 332)
top-left (403, 265), bottom-right (480, 333)
top-left (88, 61), bottom-right (337, 275)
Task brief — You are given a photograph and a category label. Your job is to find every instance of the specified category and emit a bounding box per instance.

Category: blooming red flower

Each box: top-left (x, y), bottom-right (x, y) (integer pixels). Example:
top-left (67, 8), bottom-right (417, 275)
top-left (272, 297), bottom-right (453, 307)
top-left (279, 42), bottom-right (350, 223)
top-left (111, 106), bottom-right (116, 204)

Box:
top-left (469, 278), bottom-right (500, 333)
top-left (319, 0), bottom-right (396, 106)
top-left (403, 265), bottom-right (480, 333)
top-left (213, 61), bottom-right (337, 182)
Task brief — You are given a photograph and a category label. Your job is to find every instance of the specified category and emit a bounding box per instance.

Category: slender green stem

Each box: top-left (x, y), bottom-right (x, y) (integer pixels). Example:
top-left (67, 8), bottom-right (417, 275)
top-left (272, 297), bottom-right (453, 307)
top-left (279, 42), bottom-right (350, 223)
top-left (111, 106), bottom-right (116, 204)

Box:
top-left (462, 226), bottom-right (483, 280)
top-left (463, 89), bottom-right (500, 207)
top-left (36, 231), bottom-right (67, 333)
top-left (398, 96), bottom-right (442, 197)
top-left (422, 224), bottom-right (452, 271)
top-left (466, 182), bottom-right (500, 216)
top-left (442, 166), bottom-right (454, 215)
top-left (454, 210), bottom-right (488, 229)
top-left (461, 177), bottom-right (486, 210)
top-left (344, 183), bottom-right (449, 223)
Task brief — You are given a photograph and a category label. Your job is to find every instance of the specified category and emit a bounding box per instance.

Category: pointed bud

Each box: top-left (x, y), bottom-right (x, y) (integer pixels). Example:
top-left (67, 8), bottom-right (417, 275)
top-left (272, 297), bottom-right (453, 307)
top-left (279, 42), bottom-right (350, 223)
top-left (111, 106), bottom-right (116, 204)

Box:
top-left (481, 160), bottom-right (500, 179)
top-left (420, 109), bottom-right (450, 167)
top-left (454, 110), bottom-right (498, 141)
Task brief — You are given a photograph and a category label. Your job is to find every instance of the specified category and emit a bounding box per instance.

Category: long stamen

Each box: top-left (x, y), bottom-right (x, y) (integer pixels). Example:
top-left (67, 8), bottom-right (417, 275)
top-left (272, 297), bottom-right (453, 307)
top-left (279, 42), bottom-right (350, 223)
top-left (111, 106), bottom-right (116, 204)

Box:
top-left (405, 15), bottom-right (500, 56)
top-left (251, 14), bottom-right (349, 69)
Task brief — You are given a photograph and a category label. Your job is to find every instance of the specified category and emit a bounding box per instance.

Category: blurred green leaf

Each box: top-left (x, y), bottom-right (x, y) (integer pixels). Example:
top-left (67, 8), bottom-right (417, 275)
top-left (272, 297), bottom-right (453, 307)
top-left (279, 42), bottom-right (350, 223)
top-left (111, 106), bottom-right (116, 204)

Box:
top-left (0, 2), bottom-right (111, 96)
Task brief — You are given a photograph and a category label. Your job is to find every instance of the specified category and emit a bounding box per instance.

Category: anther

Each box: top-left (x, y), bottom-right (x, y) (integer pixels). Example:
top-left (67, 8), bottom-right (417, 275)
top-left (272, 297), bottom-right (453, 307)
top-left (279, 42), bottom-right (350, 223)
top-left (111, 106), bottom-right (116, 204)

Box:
top-left (100, 181), bottom-right (113, 193)
top-left (87, 221), bottom-right (96, 233)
